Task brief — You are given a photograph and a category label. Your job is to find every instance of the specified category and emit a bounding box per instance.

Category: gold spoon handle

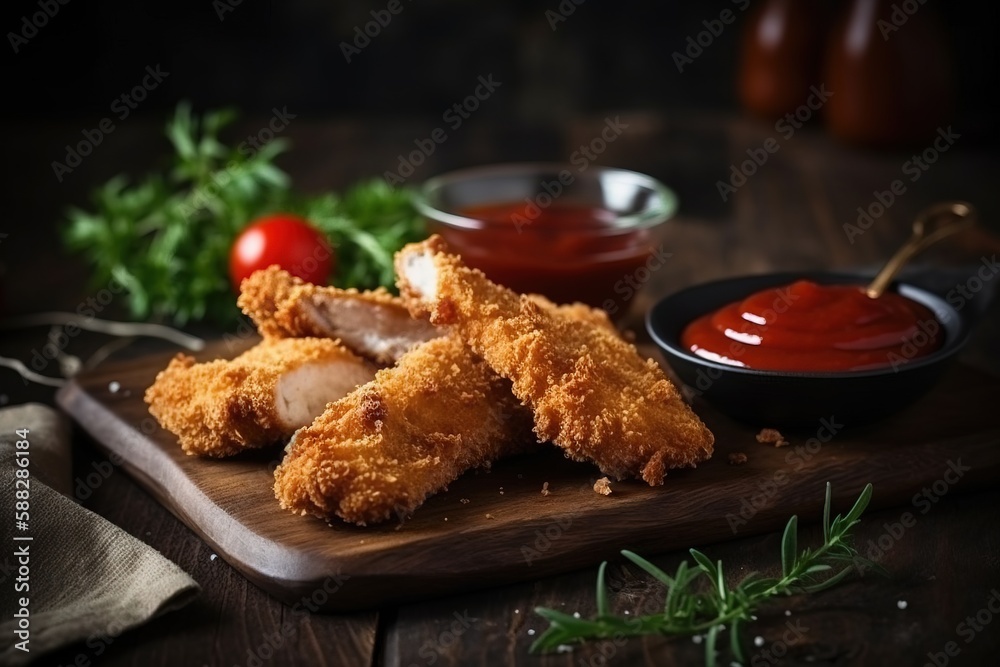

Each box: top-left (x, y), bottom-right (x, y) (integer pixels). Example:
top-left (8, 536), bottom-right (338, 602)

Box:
top-left (866, 201), bottom-right (977, 299)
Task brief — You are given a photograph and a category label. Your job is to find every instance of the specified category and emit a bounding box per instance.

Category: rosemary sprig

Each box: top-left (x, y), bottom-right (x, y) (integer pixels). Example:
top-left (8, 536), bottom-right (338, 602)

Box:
top-left (531, 483), bottom-right (881, 666)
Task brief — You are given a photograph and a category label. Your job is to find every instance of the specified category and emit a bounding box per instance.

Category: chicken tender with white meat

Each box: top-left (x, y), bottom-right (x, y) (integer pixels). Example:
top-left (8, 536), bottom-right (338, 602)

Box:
top-left (273, 336), bottom-right (534, 525)
top-left (237, 266), bottom-right (439, 364)
top-left (145, 338), bottom-right (376, 457)
top-left (395, 235), bottom-right (715, 485)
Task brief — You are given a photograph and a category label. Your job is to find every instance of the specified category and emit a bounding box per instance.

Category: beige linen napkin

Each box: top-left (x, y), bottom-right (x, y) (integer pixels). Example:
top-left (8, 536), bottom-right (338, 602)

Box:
top-left (0, 403), bottom-right (199, 666)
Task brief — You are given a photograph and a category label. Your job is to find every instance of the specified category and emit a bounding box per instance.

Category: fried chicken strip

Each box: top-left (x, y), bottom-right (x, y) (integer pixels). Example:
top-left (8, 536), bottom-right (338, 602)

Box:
top-left (145, 338), bottom-right (377, 457)
top-left (237, 266), bottom-right (616, 362)
top-left (395, 235), bottom-right (714, 485)
top-left (237, 266), bottom-right (439, 364)
top-left (273, 336), bottom-right (534, 525)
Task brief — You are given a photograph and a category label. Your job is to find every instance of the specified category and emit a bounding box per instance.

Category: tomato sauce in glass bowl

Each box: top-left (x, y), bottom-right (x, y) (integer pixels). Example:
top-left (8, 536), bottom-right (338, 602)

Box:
top-left (413, 164), bottom-right (677, 314)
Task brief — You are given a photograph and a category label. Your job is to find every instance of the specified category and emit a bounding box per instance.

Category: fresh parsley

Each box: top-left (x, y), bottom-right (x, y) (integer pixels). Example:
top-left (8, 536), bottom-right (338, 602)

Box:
top-left (62, 103), bottom-right (425, 326)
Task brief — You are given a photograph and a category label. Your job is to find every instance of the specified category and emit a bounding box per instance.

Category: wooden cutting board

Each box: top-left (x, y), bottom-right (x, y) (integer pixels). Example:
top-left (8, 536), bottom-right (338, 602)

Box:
top-left (57, 339), bottom-right (999, 611)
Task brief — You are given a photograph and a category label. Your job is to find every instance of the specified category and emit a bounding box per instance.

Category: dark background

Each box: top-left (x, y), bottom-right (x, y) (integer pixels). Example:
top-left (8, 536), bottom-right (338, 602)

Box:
top-left (1, 0), bottom-right (998, 393)
top-left (2, 0), bottom-right (997, 127)
top-left (3, 6), bottom-right (1000, 665)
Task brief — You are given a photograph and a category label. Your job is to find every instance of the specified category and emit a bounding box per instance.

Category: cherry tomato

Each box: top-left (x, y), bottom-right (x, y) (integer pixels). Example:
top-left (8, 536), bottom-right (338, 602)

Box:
top-left (229, 214), bottom-right (334, 291)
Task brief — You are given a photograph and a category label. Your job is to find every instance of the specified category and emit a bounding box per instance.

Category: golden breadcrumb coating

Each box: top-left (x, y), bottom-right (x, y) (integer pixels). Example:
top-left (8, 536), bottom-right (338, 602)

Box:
top-left (526, 294), bottom-right (617, 332)
top-left (145, 338), bottom-right (376, 457)
top-left (237, 266), bottom-right (439, 364)
top-left (273, 336), bottom-right (534, 525)
top-left (395, 235), bottom-right (715, 485)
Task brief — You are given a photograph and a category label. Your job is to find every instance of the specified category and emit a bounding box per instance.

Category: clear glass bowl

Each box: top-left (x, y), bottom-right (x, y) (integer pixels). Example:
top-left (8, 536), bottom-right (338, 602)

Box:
top-left (413, 163), bottom-right (677, 312)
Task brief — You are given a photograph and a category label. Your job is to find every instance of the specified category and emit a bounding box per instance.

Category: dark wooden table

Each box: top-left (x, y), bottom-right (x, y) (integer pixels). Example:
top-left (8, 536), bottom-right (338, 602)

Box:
top-left (3, 112), bottom-right (1000, 666)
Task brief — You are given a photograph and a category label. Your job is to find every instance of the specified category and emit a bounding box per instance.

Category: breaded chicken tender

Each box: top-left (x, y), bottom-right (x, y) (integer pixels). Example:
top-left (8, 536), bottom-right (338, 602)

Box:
top-left (526, 293), bottom-right (617, 333)
top-left (395, 235), bottom-right (714, 485)
top-left (238, 266), bottom-right (439, 364)
top-left (273, 336), bottom-right (534, 525)
top-left (237, 266), bottom-right (611, 363)
top-left (145, 338), bottom-right (376, 457)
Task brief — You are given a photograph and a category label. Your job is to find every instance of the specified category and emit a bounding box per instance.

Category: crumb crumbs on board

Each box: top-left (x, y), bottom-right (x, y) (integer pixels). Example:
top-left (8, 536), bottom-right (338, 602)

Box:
top-left (593, 477), bottom-right (612, 496)
top-left (756, 427), bottom-right (789, 447)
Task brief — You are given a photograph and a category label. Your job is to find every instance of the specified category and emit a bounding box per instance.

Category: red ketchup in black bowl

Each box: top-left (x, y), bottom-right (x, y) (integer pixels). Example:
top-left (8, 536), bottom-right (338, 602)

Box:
top-left (681, 280), bottom-right (943, 372)
top-left (646, 271), bottom-right (968, 426)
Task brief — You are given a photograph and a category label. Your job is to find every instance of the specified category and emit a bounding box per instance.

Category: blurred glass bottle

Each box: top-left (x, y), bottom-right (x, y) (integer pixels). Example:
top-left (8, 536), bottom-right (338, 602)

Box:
top-left (824, 0), bottom-right (954, 146)
top-left (738, 0), bottom-right (826, 119)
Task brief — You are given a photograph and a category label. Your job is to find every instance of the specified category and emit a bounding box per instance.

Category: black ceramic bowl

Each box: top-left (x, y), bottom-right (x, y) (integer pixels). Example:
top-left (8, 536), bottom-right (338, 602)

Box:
top-left (646, 271), bottom-right (971, 427)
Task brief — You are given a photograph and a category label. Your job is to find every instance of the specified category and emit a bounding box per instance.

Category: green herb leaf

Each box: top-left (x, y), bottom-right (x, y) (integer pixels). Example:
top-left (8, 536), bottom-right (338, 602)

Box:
top-left (689, 548), bottom-right (716, 578)
top-left (595, 561), bottom-right (610, 618)
top-left (781, 514), bottom-right (798, 578)
top-left (62, 103), bottom-right (425, 326)
top-left (621, 550), bottom-right (674, 587)
top-left (532, 484), bottom-right (881, 665)
top-left (844, 483), bottom-right (874, 526)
